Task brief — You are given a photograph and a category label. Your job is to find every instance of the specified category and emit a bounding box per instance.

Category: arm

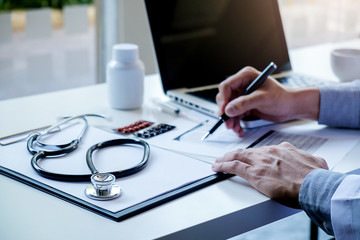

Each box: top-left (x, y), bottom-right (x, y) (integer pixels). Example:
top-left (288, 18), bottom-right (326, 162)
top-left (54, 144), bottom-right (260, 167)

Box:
top-left (301, 171), bottom-right (360, 239)
top-left (319, 80), bottom-right (360, 128)
top-left (295, 80), bottom-right (360, 237)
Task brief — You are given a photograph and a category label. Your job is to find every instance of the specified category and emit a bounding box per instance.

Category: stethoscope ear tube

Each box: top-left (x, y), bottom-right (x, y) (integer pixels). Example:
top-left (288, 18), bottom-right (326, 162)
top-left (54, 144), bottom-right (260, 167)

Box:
top-left (27, 133), bottom-right (79, 156)
top-left (28, 132), bottom-right (83, 181)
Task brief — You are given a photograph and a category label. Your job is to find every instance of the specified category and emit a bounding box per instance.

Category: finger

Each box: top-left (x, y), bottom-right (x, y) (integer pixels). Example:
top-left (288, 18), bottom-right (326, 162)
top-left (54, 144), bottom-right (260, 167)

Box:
top-left (217, 69), bottom-right (258, 106)
top-left (225, 117), bottom-right (236, 129)
top-left (212, 160), bottom-right (252, 179)
top-left (225, 90), bottom-right (265, 117)
top-left (225, 116), bottom-right (244, 137)
top-left (233, 119), bottom-right (245, 137)
top-left (215, 148), bottom-right (248, 164)
top-left (216, 92), bottom-right (226, 116)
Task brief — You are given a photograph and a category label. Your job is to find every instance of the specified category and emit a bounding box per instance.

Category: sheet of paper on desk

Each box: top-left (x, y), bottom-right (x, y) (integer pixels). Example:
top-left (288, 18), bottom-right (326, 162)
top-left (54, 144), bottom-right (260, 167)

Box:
top-left (147, 116), bottom-right (273, 158)
top-left (0, 126), bottom-right (214, 213)
top-left (274, 122), bottom-right (360, 170)
top-left (148, 119), bottom-right (360, 170)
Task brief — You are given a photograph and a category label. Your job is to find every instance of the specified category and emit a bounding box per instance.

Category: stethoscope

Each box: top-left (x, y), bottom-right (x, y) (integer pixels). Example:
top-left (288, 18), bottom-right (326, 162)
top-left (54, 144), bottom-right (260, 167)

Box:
top-left (26, 114), bottom-right (150, 201)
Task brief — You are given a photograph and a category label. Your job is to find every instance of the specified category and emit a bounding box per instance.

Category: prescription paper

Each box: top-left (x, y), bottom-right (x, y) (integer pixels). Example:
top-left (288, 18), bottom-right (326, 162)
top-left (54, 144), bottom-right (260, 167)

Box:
top-left (148, 118), bottom-right (360, 170)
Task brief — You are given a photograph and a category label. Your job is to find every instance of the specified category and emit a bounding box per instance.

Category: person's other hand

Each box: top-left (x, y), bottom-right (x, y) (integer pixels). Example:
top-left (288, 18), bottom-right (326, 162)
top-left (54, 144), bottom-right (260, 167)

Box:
top-left (212, 142), bottom-right (328, 208)
top-left (216, 66), bottom-right (320, 137)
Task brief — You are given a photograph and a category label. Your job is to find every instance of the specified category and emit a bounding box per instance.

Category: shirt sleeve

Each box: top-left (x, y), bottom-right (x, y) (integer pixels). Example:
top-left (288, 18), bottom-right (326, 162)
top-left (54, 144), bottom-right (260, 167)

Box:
top-left (331, 175), bottom-right (360, 240)
top-left (318, 80), bottom-right (360, 128)
top-left (299, 168), bottom-right (347, 235)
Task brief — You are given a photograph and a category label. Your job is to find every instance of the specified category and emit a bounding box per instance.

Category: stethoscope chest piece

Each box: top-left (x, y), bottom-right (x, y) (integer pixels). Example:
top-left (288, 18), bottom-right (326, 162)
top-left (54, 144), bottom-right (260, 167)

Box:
top-left (85, 173), bottom-right (121, 201)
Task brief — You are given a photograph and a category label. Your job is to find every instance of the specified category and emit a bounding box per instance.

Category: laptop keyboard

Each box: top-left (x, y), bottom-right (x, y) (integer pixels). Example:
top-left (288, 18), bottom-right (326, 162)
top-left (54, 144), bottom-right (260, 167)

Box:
top-left (277, 73), bottom-right (327, 87)
top-left (188, 74), bottom-right (327, 103)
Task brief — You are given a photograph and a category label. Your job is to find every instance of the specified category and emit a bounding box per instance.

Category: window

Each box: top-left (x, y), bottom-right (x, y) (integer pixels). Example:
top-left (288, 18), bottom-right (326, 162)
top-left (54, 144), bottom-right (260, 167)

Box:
top-left (0, 0), bottom-right (96, 100)
top-left (1, 0), bottom-right (358, 100)
top-left (278, 0), bottom-right (360, 49)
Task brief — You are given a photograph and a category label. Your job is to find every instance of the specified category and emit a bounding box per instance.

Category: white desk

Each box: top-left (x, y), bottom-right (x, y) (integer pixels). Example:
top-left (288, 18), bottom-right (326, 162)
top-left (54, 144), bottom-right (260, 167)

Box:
top-left (1, 39), bottom-right (359, 240)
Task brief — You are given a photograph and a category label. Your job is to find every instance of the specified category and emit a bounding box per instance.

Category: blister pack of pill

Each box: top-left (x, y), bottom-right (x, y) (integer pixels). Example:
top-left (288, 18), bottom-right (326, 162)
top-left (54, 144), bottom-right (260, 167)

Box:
top-left (135, 123), bottom-right (176, 139)
top-left (116, 120), bottom-right (154, 134)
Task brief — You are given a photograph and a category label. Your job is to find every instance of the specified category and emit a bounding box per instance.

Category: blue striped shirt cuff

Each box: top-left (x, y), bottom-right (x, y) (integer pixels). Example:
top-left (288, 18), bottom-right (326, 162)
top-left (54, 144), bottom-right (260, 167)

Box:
top-left (299, 169), bottom-right (346, 235)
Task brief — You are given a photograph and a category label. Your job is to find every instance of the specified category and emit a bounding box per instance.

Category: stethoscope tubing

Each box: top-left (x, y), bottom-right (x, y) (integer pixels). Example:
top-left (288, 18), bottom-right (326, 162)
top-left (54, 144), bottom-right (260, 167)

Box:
top-left (28, 133), bottom-right (150, 182)
top-left (86, 138), bottom-right (150, 176)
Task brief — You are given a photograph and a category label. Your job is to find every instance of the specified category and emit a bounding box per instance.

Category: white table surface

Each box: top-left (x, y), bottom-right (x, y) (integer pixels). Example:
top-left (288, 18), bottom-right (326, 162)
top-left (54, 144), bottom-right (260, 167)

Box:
top-left (0, 39), bottom-right (359, 240)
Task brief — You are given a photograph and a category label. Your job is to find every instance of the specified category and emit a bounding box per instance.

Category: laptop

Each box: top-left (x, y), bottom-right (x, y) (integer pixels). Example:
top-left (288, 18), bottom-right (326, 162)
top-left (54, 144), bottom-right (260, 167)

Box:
top-left (144, 0), bottom-right (325, 126)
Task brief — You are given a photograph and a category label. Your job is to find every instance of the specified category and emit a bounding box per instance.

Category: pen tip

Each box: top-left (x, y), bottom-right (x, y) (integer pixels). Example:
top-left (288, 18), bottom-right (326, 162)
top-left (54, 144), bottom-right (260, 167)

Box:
top-left (201, 132), bottom-right (210, 141)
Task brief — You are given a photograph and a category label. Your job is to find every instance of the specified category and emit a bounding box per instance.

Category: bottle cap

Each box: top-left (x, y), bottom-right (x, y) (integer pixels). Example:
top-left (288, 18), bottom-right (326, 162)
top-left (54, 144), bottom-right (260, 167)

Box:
top-left (112, 43), bottom-right (139, 62)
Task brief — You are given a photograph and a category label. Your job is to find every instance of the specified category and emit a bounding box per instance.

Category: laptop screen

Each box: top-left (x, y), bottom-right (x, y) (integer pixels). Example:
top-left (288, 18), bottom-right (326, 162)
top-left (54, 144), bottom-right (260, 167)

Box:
top-left (145, 0), bottom-right (291, 92)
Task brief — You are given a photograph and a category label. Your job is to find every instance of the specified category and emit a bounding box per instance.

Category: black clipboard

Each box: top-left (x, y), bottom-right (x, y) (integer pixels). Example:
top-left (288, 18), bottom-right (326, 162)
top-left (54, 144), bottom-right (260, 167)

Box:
top-left (0, 165), bottom-right (231, 221)
top-left (0, 130), bottom-right (274, 222)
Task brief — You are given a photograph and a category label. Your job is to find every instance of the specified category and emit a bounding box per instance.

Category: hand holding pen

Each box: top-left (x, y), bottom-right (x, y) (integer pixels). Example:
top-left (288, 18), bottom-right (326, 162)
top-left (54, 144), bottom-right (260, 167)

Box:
top-left (202, 62), bottom-right (277, 140)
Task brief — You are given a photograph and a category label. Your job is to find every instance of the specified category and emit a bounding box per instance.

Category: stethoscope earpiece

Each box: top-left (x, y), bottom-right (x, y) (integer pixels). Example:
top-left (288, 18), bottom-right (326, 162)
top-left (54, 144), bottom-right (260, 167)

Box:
top-left (85, 173), bottom-right (122, 201)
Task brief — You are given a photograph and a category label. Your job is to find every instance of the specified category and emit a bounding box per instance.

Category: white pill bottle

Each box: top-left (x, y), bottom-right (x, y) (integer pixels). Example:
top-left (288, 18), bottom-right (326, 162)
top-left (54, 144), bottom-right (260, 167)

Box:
top-left (107, 43), bottom-right (144, 109)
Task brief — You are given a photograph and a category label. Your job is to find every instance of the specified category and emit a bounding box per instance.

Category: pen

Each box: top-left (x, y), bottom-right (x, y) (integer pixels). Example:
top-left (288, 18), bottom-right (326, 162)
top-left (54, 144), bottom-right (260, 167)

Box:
top-left (201, 62), bottom-right (277, 141)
